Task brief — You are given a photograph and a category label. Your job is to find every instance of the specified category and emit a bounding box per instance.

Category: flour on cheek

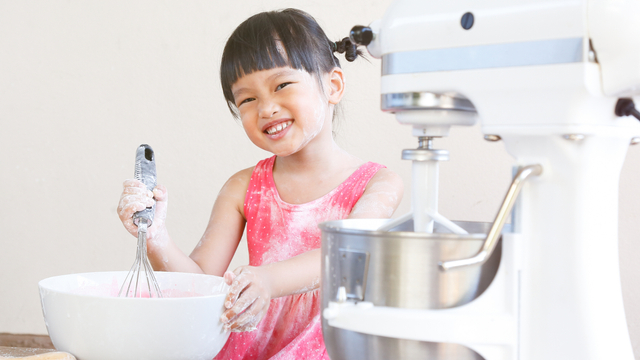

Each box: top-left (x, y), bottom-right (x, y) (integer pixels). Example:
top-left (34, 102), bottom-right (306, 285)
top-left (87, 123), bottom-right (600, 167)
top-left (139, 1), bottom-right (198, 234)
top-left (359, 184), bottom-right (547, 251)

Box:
top-left (290, 72), bottom-right (328, 154)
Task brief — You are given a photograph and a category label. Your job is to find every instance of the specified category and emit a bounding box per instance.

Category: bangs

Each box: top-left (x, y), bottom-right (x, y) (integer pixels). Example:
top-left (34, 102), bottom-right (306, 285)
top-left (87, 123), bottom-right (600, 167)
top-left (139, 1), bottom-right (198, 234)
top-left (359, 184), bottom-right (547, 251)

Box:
top-left (220, 9), bottom-right (334, 117)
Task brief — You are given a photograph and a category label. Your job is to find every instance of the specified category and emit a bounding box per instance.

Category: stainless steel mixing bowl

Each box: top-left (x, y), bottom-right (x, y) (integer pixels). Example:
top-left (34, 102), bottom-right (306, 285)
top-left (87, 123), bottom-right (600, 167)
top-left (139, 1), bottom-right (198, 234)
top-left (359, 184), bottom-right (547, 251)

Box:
top-left (320, 219), bottom-right (504, 360)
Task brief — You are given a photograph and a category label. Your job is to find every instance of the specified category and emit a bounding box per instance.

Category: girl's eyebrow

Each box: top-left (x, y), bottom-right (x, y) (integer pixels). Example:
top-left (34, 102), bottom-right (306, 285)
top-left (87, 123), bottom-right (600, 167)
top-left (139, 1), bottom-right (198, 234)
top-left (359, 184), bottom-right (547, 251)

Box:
top-left (268, 69), bottom-right (298, 81)
top-left (232, 69), bottom-right (299, 98)
top-left (232, 87), bottom-right (249, 99)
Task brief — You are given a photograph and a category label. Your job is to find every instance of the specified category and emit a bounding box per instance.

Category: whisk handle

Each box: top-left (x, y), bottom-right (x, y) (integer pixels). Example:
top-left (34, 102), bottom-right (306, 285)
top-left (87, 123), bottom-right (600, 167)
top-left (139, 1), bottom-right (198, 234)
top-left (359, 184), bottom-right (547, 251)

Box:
top-left (133, 144), bottom-right (157, 228)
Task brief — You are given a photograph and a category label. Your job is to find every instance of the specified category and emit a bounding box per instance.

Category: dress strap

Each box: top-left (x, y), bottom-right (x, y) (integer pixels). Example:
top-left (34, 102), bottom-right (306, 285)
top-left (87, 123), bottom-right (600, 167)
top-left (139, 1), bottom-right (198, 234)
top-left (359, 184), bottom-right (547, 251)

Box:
top-left (244, 156), bottom-right (277, 220)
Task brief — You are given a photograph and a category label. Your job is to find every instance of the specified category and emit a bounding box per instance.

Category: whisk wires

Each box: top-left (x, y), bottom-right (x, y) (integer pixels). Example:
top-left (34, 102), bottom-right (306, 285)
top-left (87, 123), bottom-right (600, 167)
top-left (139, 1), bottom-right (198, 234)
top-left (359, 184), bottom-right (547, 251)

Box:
top-left (118, 220), bottom-right (163, 298)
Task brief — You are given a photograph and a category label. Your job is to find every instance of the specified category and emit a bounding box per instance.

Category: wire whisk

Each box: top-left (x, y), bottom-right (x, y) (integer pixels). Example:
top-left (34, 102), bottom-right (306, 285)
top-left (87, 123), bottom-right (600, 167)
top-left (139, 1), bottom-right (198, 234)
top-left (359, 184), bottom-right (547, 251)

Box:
top-left (119, 144), bottom-right (163, 298)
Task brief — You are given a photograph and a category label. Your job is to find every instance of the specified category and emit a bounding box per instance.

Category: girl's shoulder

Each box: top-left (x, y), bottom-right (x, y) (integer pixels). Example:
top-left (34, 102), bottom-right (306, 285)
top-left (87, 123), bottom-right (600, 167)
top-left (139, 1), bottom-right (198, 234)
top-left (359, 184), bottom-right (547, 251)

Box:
top-left (223, 166), bottom-right (254, 192)
top-left (341, 157), bottom-right (403, 199)
top-left (348, 166), bottom-right (404, 219)
top-left (212, 166), bottom-right (255, 220)
top-left (218, 166), bottom-right (254, 206)
top-left (365, 167), bottom-right (404, 196)
top-left (222, 157), bottom-right (275, 204)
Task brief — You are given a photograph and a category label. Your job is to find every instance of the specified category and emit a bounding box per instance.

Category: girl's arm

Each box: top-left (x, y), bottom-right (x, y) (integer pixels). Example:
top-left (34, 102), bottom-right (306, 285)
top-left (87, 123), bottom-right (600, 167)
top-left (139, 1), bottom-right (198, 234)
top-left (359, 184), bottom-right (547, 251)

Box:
top-left (221, 168), bottom-right (403, 332)
top-left (189, 168), bottom-right (252, 276)
top-left (117, 168), bottom-right (250, 275)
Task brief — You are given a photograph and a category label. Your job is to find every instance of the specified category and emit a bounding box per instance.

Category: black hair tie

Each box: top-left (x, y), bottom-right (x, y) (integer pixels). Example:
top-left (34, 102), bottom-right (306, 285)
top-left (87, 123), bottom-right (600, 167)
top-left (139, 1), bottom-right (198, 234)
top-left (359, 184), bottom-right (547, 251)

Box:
top-left (333, 37), bottom-right (358, 62)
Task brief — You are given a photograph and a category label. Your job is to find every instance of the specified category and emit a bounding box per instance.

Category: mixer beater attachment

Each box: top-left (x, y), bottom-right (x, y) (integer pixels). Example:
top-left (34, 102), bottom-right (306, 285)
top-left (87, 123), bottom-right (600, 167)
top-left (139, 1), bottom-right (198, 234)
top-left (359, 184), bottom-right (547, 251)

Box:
top-left (119, 144), bottom-right (163, 298)
top-left (378, 135), bottom-right (468, 235)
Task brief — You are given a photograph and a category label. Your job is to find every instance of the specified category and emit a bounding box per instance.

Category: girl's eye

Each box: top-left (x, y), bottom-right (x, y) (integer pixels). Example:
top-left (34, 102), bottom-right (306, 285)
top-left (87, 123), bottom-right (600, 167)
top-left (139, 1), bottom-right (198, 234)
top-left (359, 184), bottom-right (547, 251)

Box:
top-left (238, 97), bottom-right (255, 106)
top-left (276, 82), bottom-right (292, 91)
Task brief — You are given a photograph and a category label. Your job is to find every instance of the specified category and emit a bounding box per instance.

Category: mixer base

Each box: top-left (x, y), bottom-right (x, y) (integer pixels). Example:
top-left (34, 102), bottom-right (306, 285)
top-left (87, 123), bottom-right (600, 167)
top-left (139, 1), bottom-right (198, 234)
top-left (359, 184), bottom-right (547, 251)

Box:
top-left (323, 326), bottom-right (484, 360)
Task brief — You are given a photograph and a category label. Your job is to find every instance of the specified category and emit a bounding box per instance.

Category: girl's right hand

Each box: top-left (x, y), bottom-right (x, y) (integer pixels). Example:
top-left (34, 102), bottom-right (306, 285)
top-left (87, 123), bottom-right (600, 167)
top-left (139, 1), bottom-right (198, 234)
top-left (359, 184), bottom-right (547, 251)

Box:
top-left (117, 179), bottom-right (168, 243)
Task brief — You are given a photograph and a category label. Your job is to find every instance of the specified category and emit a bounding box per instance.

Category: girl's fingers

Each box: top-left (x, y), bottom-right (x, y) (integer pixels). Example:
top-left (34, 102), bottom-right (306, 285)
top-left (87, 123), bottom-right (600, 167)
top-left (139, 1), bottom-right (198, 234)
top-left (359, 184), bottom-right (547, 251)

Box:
top-left (152, 185), bottom-right (168, 201)
top-left (122, 194), bottom-right (154, 207)
top-left (152, 194), bottom-right (167, 223)
top-left (227, 296), bottom-right (267, 331)
top-left (223, 271), bottom-right (236, 285)
top-left (224, 280), bottom-right (253, 319)
top-left (122, 180), bottom-right (153, 200)
top-left (224, 269), bottom-right (252, 307)
top-left (232, 323), bottom-right (258, 332)
top-left (232, 266), bottom-right (245, 277)
top-left (224, 287), bottom-right (258, 321)
top-left (122, 187), bottom-right (153, 197)
top-left (117, 180), bottom-right (168, 240)
top-left (118, 185), bottom-right (156, 234)
top-left (123, 179), bottom-right (146, 189)
top-left (117, 197), bottom-right (154, 220)
top-left (219, 266), bottom-right (271, 332)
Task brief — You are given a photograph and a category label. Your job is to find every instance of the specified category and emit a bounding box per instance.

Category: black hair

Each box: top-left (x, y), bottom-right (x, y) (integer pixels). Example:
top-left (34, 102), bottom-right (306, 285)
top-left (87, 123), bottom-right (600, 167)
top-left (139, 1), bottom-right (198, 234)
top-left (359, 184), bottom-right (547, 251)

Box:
top-left (220, 8), bottom-right (362, 117)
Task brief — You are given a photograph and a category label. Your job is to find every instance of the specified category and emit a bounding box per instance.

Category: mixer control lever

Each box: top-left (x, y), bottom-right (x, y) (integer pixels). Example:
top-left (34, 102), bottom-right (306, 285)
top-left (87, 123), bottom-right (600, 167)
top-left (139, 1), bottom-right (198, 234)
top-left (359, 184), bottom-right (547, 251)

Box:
top-left (615, 98), bottom-right (640, 121)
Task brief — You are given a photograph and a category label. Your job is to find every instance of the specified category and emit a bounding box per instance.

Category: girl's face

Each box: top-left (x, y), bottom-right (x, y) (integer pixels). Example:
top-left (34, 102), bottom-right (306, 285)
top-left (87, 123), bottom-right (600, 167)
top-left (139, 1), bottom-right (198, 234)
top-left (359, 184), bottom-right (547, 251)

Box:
top-left (231, 66), bottom-right (342, 157)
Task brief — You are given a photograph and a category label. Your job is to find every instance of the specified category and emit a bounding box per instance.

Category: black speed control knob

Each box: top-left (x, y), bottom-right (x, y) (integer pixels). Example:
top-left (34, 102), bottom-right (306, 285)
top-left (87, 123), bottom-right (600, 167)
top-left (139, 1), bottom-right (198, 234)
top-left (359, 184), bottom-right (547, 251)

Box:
top-left (349, 25), bottom-right (373, 46)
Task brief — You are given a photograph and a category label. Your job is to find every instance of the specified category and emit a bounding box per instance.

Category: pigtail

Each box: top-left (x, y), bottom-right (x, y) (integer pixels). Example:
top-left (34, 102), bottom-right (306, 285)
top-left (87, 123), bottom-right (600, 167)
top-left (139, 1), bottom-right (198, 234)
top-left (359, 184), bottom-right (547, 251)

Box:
top-left (332, 37), bottom-right (363, 62)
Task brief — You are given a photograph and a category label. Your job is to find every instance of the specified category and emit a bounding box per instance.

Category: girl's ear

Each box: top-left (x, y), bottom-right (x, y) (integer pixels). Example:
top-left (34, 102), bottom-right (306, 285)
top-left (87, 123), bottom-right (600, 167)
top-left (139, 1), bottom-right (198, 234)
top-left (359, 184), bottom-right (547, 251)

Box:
top-left (327, 67), bottom-right (346, 105)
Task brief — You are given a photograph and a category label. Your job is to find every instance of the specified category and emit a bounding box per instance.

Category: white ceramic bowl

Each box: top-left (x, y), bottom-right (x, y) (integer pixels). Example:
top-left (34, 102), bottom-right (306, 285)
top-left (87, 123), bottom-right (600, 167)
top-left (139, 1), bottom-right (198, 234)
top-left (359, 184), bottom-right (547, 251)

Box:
top-left (39, 271), bottom-right (230, 360)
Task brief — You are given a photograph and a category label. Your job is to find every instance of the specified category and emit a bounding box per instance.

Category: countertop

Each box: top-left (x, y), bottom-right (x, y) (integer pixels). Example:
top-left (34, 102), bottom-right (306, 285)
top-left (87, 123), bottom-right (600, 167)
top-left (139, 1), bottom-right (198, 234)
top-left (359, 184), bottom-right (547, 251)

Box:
top-left (0, 347), bottom-right (75, 360)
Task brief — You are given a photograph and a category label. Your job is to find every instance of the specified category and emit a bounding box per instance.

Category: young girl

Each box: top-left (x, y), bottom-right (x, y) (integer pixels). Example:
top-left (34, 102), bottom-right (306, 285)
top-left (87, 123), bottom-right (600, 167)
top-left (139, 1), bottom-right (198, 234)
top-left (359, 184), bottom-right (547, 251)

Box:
top-left (117, 8), bottom-right (403, 360)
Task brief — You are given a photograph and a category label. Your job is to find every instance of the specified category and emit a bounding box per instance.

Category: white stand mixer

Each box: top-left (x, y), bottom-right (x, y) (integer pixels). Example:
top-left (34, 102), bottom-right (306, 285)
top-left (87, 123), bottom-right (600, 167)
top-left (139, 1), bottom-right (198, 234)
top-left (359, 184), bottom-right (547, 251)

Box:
top-left (321, 1), bottom-right (640, 359)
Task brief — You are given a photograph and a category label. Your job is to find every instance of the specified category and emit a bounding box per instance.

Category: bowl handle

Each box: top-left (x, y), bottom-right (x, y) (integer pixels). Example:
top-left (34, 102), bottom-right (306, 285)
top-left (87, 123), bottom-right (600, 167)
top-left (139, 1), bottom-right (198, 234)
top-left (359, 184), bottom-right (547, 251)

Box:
top-left (439, 164), bottom-right (543, 271)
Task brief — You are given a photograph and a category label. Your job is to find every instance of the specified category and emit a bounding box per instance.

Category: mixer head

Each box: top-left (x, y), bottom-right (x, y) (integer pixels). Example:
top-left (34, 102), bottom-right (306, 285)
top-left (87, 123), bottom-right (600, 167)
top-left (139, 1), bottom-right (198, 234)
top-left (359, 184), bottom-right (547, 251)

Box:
top-left (382, 92), bottom-right (478, 138)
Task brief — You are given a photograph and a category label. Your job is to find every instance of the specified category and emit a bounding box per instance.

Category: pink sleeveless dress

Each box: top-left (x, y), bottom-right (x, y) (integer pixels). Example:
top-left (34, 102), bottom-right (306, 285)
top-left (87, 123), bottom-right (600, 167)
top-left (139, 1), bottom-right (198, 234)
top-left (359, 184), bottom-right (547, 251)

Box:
top-left (214, 155), bottom-right (385, 360)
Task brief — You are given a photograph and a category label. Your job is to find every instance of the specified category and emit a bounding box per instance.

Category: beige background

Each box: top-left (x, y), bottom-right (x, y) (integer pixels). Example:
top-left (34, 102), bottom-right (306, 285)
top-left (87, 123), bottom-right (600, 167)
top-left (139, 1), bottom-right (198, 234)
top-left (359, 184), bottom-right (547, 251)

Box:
top-left (0, 0), bottom-right (637, 356)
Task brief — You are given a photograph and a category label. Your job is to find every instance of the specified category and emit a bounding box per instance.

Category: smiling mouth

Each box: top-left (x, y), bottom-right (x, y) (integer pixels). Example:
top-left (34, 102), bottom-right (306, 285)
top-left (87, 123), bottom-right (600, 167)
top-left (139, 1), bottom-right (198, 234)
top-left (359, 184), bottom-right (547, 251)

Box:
top-left (264, 120), bottom-right (293, 135)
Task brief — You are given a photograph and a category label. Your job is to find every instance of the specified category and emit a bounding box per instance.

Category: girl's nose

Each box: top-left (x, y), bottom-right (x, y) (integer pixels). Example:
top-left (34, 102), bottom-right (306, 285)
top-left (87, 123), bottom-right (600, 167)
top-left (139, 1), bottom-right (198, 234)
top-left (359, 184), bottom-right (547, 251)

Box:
top-left (258, 98), bottom-right (280, 119)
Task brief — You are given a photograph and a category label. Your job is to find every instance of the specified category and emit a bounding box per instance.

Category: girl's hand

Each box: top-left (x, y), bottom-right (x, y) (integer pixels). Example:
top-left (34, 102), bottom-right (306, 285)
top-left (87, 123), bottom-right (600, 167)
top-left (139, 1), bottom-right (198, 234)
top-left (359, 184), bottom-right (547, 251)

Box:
top-left (220, 266), bottom-right (272, 332)
top-left (116, 179), bottom-right (168, 242)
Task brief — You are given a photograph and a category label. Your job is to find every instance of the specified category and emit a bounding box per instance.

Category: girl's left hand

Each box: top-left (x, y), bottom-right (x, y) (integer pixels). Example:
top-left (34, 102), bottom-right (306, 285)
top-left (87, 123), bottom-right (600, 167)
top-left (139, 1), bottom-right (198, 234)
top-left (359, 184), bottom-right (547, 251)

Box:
top-left (220, 266), bottom-right (272, 332)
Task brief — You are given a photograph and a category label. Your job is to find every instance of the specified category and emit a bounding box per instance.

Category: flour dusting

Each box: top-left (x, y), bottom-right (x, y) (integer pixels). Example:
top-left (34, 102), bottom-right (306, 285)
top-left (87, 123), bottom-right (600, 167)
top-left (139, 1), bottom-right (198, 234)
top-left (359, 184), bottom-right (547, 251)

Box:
top-left (214, 157), bottom-right (385, 359)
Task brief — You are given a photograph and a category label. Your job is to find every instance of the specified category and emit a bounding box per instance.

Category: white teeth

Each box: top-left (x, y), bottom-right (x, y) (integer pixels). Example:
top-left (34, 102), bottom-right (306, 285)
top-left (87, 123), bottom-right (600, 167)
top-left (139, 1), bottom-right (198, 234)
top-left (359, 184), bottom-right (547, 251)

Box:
top-left (265, 121), bottom-right (292, 135)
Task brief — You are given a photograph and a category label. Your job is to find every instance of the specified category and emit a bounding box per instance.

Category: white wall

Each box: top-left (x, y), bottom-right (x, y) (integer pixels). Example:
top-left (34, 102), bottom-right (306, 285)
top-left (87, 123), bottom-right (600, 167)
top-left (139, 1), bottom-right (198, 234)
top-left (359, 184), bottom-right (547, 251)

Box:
top-left (0, 0), bottom-right (637, 356)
